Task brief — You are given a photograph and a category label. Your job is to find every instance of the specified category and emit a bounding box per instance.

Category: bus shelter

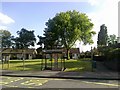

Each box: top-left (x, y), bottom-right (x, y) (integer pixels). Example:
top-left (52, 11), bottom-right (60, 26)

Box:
top-left (41, 49), bottom-right (66, 71)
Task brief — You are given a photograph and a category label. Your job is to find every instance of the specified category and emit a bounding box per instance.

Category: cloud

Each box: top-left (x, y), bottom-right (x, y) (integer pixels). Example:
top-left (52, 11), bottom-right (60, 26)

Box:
top-left (78, 0), bottom-right (119, 52)
top-left (0, 25), bottom-right (7, 29)
top-left (88, 0), bottom-right (118, 35)
top-left (88, 0), bottom-right (99, 6)
top-left (0, 12), bottom-right (15, 25)
top-left (88, 0), bottom-right (118, 38)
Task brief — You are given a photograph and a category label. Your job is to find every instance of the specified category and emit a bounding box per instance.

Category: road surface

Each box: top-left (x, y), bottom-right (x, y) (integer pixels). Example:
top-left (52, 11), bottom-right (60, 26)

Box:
top-left (0, 76), bottom-right (119, 89)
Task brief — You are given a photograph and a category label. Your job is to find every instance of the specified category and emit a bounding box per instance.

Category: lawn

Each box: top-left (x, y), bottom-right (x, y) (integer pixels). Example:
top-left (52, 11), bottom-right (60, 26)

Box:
top-left (0, 59), bottom-right (92, 72)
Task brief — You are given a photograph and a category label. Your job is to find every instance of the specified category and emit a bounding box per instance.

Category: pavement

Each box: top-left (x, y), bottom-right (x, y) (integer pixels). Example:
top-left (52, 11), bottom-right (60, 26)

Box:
top-left (1, 61), bottom-right (119, 80)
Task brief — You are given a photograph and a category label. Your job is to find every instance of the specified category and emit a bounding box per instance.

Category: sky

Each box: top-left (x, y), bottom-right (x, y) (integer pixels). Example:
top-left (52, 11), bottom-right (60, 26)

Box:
top-left (0, 0), bottom-right (119, 52)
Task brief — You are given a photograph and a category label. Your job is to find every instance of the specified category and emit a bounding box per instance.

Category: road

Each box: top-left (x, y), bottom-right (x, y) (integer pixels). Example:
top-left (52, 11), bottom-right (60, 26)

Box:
top-left (0, 76), bottom-right (119, 89)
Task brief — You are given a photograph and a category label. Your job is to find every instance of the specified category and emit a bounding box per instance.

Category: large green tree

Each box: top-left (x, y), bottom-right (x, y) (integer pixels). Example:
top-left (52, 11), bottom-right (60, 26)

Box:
top-left (13, 28), bottom-right (36, 49)
top-left (0, 30), bottom-right (12, 48)
top-left (40, 10), bottom-right (96, 59)
top-left (97, 24), bottom-right (108, 46)
top-left (108, 34), bottom-right (117, 45)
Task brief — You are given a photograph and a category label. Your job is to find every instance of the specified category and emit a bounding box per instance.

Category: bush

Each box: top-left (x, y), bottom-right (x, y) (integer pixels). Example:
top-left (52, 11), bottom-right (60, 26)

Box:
top-left (97, 45), bottom-right (120, 71)
top-left (104, 48), bottom-right (120, 71)
top-left (93, 56), bottom-right (106, 61)
top-left (107, 48), bottom-right (120, 60)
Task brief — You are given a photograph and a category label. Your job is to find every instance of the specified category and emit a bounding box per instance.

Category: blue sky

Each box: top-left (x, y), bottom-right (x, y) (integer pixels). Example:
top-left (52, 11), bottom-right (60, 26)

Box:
top-left (2, 2), bottom-right (98, 37)
top-left (0, 0), bottom-right (119, 51)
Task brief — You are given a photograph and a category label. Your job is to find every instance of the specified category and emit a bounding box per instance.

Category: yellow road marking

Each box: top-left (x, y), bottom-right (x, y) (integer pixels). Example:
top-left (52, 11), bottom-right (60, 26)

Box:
top-left (3, 84), bottom-right (18, 87)
top-left (1, 77), bottom-right (24, 86)
top-left (21, 79), bottom-right (48, 86)
top-left (28, 87), bottom-right (34, 88)
top-left (82, 81), bottom-right (119, 87)
top-left (0, 82), bottom-right (8, 85)
top-left (2, 77), bottom-right (12, 79)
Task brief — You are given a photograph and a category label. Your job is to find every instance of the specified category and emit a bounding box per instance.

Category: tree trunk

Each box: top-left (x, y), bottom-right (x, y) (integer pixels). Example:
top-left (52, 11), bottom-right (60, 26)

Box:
top-left (67, 49), bottom-right (70, 60)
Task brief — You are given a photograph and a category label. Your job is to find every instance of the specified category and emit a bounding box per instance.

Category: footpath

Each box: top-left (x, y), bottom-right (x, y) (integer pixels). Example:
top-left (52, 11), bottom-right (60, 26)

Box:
top-left (1, 61), bottom-right (119, 80)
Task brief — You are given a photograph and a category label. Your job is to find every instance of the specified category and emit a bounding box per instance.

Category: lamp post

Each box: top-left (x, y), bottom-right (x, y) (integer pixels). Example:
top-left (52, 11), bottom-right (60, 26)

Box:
top-left (0, 43), bottom-right (2, 61)
top-left (91, 47), bottom-right (93, 71)
top-left (91, 46), bottom-right (96, 72)
top-left (41, 43), bottom-right (44, 70)
top-left (0, 34), bottom-right (4, 69)
top-left (23, 49), bottom-right (25, 70)
top-left (0, 34), bottom-right (8, 69)
top-left (79, 42), bottom-right (81, 59)
top-left (0, 35), bottom-right (2, 60)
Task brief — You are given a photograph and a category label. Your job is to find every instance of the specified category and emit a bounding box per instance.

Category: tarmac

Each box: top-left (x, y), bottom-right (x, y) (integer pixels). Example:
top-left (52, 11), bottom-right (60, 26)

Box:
top-left (1, 61), bottom-right (119, 80)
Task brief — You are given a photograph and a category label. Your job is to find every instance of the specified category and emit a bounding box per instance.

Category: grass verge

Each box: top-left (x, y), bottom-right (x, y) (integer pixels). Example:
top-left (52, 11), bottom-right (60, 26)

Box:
top-left (0, 59), bottom-right (92, 72)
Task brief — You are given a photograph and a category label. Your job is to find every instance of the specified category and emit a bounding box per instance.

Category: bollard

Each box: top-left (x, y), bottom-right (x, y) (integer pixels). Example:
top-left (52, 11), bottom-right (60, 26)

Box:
top-left (93, 61), bottom-right (96, 68)
top-left (92, 61), bottom-right (96, 71)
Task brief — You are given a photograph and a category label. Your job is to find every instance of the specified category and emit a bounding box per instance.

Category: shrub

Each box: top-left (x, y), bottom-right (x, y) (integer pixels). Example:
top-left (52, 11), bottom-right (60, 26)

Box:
top-left (107, 48), bottom-right (120, 60)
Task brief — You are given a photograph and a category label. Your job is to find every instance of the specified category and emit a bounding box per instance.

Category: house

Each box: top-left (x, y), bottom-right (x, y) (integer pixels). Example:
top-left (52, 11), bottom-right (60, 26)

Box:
top-left (63, 48), bottom-right (80, 59)
top-left (42, 48), bottom-right (80, 59)
top-left (0, 48), bottom-right (37, 60)
top-left (69, 48), bottom-right (80, 59)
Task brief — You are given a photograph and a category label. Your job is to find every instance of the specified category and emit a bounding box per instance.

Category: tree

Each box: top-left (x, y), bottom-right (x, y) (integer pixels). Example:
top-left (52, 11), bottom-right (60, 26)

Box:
top-left (41, 10), bottom-right (96, 59)
top-left (13, 28), bottom-right (36, 49)
top-left (37, 36), bottom-right (45, 55)
top-left (37, 36), bottom-right (44, 47)
top-left (97, 24), bottom-right (108, 46)
top-left (0, 30), bottom-right (12, 48)
top-left (108, 34), bottom-right (117, 45)
top-left (12, 28), bottom-right (36, 69)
